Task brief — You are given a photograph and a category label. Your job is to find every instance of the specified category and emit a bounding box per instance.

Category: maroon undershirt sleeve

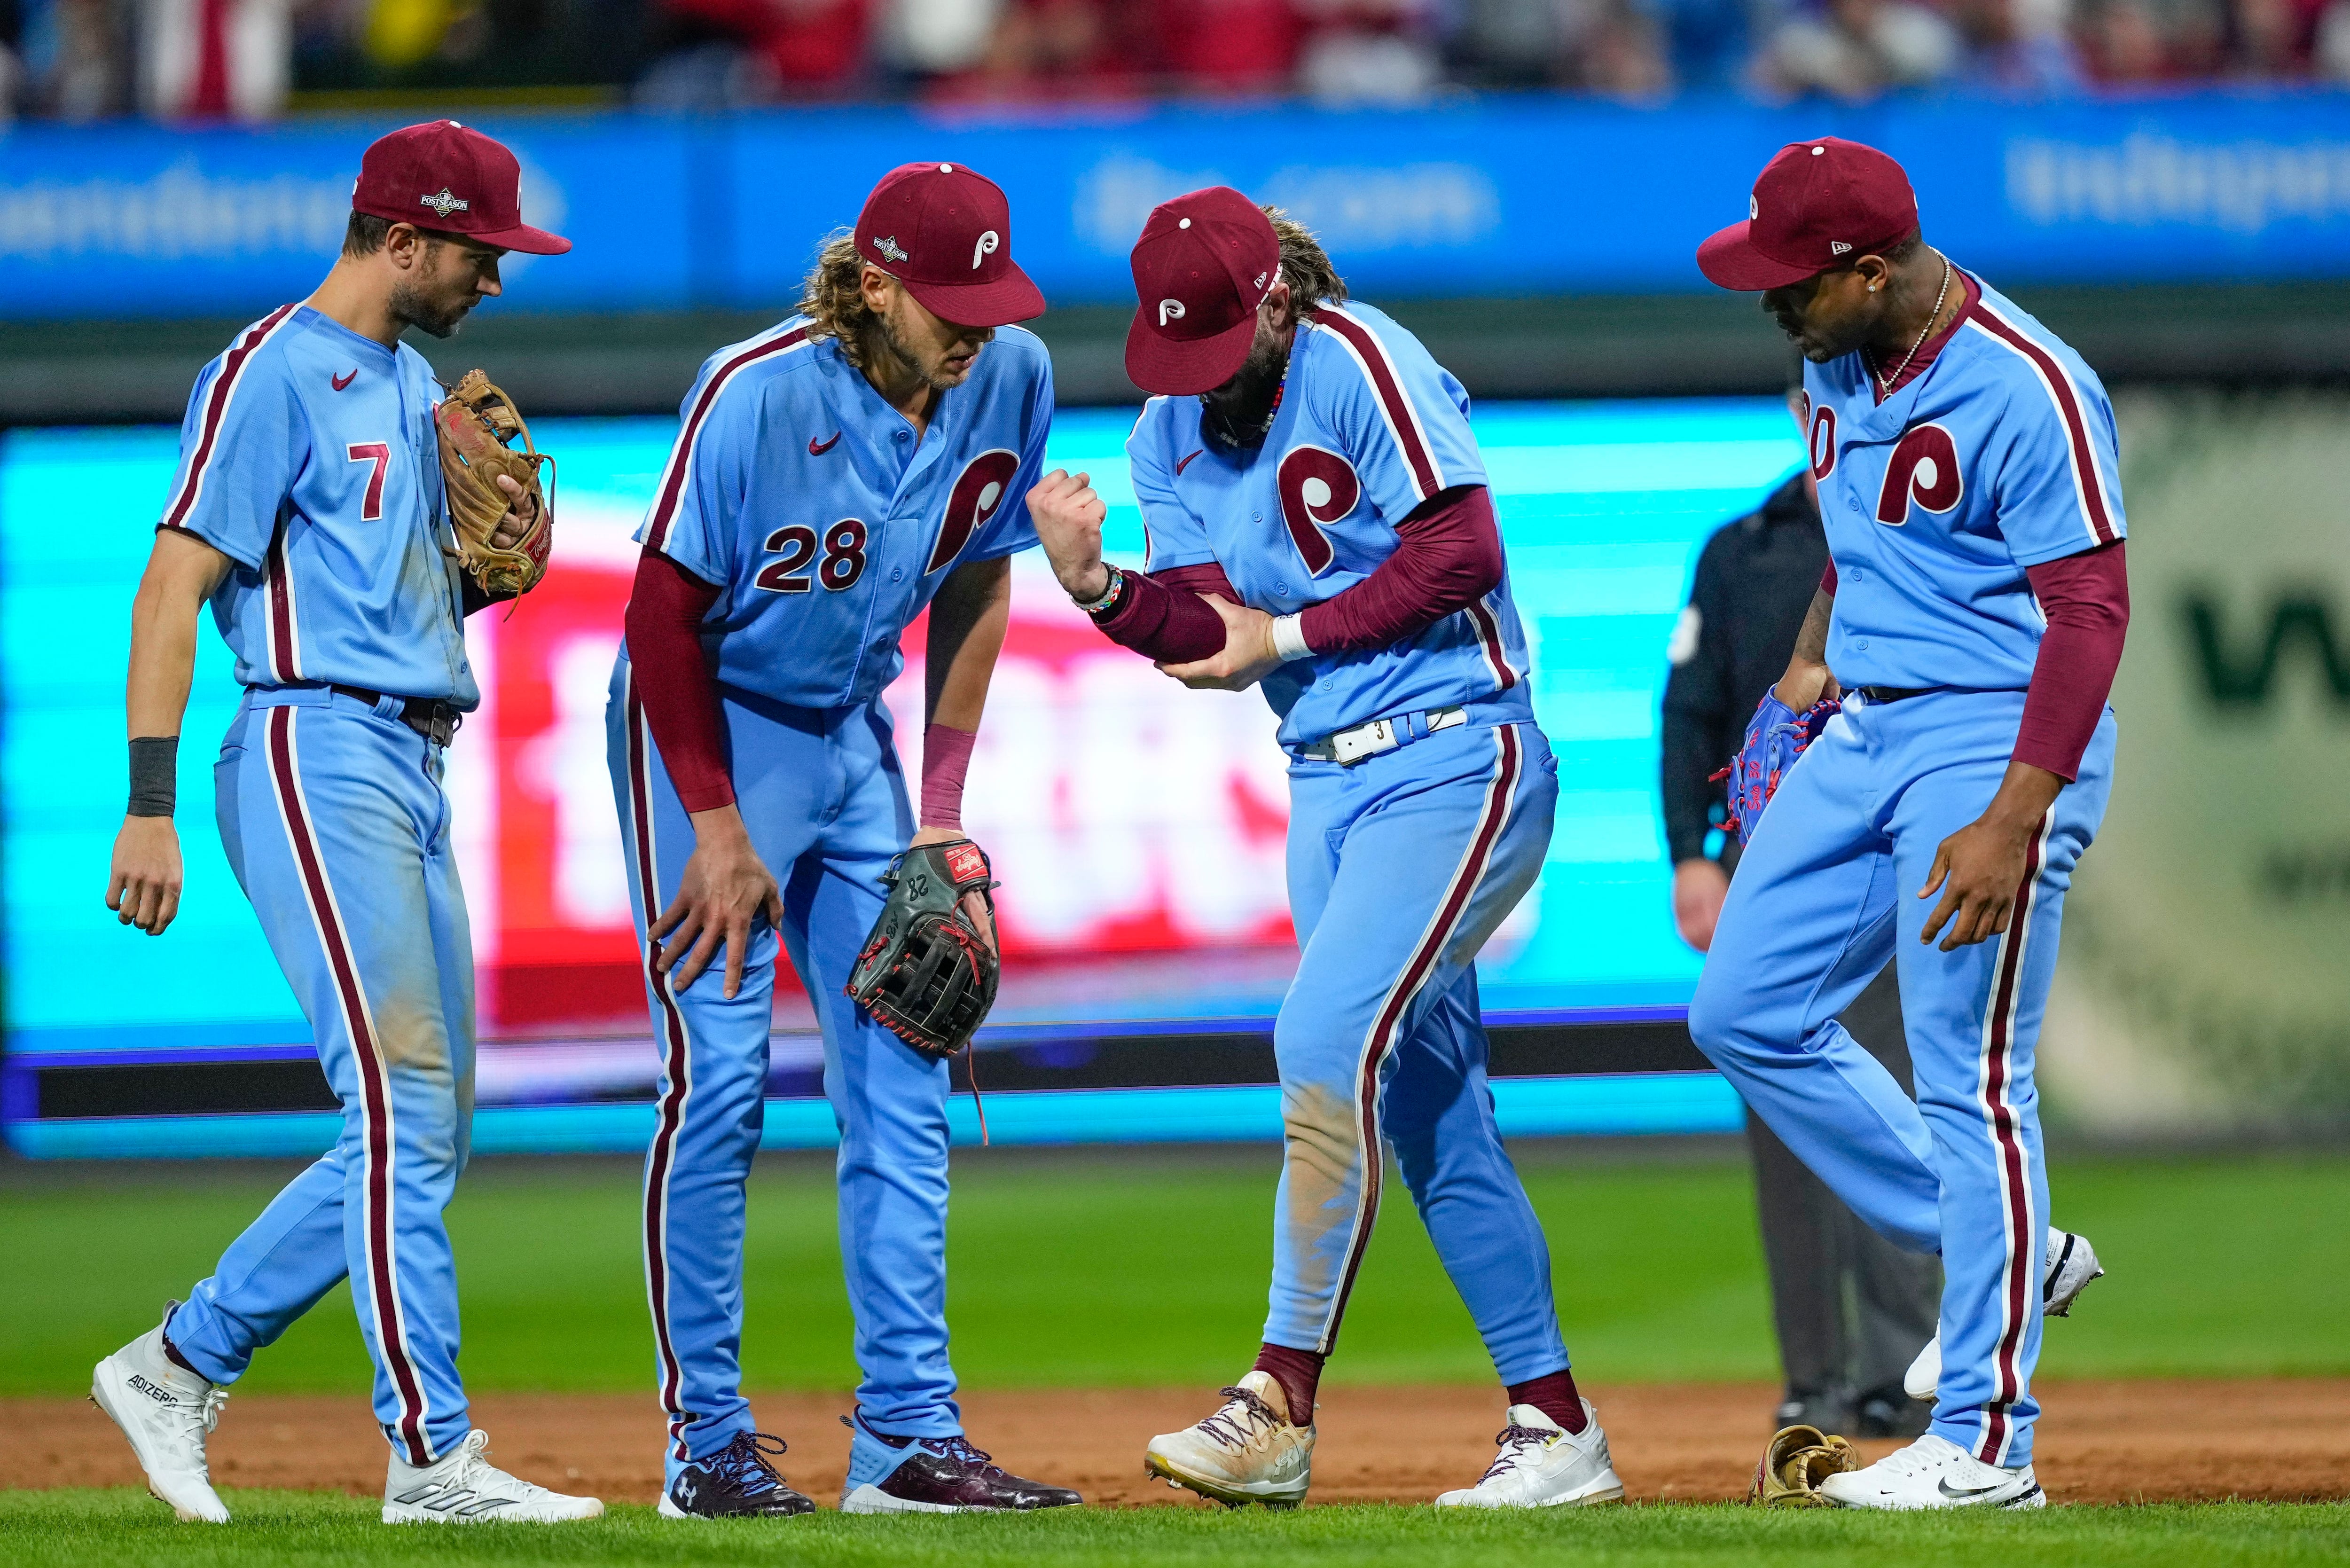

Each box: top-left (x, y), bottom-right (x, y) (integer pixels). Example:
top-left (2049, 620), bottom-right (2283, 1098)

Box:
top-left (2016, 541), bottom-right (2129, 781)
top-left (1296, 485), bottom-right (1504, 653)
top-left (623, 547), bottom-right (734, 813)
top-left (1821, 558), bottom-right (1838, 596)
top-left (1089, 561), bottom-right (1237, 664)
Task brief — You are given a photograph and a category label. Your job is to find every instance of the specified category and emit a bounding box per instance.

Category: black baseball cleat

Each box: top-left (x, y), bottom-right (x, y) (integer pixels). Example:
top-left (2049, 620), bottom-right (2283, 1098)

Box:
top-left (658, 1431), bottom-right (815, 1519)
top-left (839, 1412), bottom-right (1082, 1513)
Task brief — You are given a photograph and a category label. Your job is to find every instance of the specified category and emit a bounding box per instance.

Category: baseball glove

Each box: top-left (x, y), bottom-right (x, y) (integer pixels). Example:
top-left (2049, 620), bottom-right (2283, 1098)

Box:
top-left (1748, 1423), bottom-right (1859, 1508)
top-left (434, 369), bottom-right (553, 598)
top-left (1714, 690), bottom-right (1840, 844)
top-left (845, 839), bottom-right (1000, 1060)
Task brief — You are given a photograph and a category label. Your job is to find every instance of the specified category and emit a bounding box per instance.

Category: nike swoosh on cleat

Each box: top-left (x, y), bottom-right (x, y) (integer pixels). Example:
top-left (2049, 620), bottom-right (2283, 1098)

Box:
top-left (1175, 448), bottom-right (1204, 474)
top-left (1937, 1478), bottom-right (2009, 1499)
top-left (331, 370), bottom-right (357, 391)
top-left (809, 431), bottom-right (842, 455)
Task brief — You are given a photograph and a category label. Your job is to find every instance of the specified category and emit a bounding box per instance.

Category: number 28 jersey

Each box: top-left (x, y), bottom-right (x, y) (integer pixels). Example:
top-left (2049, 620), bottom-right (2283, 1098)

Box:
top-left (637, 318), bottom-right (1054, 709)
top-left (1127, 302), bottom-right (1532, 749)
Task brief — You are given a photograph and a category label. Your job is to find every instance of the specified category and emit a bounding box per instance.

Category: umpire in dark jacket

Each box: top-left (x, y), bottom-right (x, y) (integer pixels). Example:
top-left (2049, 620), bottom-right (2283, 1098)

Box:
top-left (1660, 401), bottom-right (1940, 1438)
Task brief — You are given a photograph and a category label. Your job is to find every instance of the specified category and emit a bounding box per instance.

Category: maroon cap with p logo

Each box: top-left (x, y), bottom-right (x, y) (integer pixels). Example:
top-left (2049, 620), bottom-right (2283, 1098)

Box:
top-left (853, 162), bottom-right (1044, 328)
top-left (1696, 137), bottom-right (1918, 290)
top-left (1124, 187), bottom-right (1280, 397)
top-left (352, 120), bottom-right (570, 255)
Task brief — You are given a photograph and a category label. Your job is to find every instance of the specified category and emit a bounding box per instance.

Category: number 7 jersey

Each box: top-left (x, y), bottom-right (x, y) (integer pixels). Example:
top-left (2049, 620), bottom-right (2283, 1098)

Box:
top-left (637, 317), bottom-right (1054, 708)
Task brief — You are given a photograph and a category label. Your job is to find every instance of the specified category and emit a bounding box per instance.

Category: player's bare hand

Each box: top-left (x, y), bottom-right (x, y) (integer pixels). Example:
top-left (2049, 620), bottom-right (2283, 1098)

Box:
top-left (490, 473), bottom-right (538, 552)
top-left (654, 805), bottom-right (783, 998)
top-left (107, 816), bottom-right (185, 936)
top-left (1672, 857), bottom-right (1731, 952)
top-left (1773, 659), bottom-right (1841, 712)
top-left (1919, 762), bottom-right (2063, 951)
top-left (1026, 469), bottom-right (1110, 600)
top-left (1157, 595), bottom-right (1283, 691)
top-left (911, 824), bottom-right (997, 956)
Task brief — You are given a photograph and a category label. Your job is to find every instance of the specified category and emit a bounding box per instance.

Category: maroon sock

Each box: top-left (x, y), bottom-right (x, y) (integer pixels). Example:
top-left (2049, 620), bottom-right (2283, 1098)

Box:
top-left (161, 1333), bottom-right (204, 1380)
top-left (1252, 1343), bottom-right (1324, 1427)
top-left (1506, 1369), bottom-right (1587, 1434)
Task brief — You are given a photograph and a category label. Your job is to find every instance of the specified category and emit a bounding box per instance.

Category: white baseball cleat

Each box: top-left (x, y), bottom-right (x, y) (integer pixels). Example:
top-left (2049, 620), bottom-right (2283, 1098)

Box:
top-left (1819, 1433), bottom-right (2045, 1510)
top-left (1144, 1371), bottom-right (1314, 1508)
top-left (1433, 1400), bottom-right (1624, 1508)
top-left (1904, 1228), bottom-right (2105, 1400)
top-left (89, 1304), bottom-right (231, 1524)
top-left (383, 1429), bottom-right (604, 1523)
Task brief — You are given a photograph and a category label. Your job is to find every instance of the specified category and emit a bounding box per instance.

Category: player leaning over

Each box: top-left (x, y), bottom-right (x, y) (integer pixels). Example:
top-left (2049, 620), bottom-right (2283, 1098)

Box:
top-left (95, 122), bottom-right (599, 1524)
top-left (1689, 139), bottom-right (2125, 1509)
top-left (609, 162), bottom-right (1078, 1519)
top-left (1027, 191), bottom-right (1615, 1509)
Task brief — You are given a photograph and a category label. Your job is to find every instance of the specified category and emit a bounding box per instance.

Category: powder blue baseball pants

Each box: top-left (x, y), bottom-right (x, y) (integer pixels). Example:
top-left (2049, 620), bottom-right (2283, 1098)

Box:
top-left (1689, 688), bottom-right (2115, 1468)
top-left (166, 686), bottom-right (477, 1465)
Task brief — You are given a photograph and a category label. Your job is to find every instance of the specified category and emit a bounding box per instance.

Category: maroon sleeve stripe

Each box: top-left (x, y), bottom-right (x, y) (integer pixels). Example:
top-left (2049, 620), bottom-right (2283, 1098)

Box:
top-left (1308, 306), bottom-right (1442, 502)
top-left (161, 304), bottom-right (299, 532)
top-left (1966, 303), bottom-right (2120, 549)
top-left (643, 326), bottom-right (809, 552)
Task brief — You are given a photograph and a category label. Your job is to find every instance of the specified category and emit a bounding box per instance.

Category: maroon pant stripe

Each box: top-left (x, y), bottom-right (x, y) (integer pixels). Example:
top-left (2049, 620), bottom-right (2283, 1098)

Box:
top-left (266, 706), bottom-right (430, 1465)
top-left (1977, 813), bottom-right (2050, 1464)
top-left (1321, 723), bottom-right (1521, 1349)
top-left (627, 676), bottom-right (696, 1459)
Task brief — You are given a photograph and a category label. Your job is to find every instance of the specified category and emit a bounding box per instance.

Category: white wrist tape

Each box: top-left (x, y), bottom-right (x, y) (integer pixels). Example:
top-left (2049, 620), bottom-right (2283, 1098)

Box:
top-left (1269, 612), bottom-right (1314, 662)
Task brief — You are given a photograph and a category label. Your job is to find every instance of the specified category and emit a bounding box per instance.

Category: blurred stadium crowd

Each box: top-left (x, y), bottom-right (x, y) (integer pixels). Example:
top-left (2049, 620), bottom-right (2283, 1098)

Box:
top-left (7, 0), bottom-right (2350, 125)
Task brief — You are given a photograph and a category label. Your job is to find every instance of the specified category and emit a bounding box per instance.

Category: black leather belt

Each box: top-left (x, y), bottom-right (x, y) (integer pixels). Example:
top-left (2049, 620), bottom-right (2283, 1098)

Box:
top-left (1856, 685), bottom-right (1941, 705)
top-left (331, 684), bottom-right (462, 746)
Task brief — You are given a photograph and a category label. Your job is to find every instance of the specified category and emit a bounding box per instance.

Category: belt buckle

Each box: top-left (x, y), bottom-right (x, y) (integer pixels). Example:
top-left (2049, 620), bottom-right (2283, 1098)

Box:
top-left (1330, 718), bottom-right (1398, 766)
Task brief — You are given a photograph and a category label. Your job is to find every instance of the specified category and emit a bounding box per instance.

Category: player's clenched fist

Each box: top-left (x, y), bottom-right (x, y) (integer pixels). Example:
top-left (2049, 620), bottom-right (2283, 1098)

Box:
top-left (1026, 468), bottom-right (1110, 602)
top-left (107, 817), bottom-right (184, 936)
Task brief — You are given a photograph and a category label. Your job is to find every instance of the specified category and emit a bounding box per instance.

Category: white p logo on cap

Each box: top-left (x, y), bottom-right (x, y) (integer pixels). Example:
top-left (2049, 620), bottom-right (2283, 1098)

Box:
top-left (1159, 298), bottom-right (1186, 327)
top-left (971, 230), bottom-right (999, 271)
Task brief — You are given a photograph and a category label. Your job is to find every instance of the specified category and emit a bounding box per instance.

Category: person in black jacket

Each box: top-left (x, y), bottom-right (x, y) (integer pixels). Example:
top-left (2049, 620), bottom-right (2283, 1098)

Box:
top-left (1659, 391), bottom-right (1940, 1438)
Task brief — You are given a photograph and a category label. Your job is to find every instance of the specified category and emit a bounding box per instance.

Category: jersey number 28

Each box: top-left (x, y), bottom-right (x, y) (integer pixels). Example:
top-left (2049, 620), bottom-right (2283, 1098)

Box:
top-left (756, 519), bottom-right (869, 594)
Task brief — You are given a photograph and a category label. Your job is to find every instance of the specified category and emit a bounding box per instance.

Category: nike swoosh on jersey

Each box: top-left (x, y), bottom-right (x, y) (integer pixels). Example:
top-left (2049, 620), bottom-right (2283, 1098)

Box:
top-left (809, 431), bottom-right (843, 456)
top-left (331, 370), bottom-right (358, 391)
top-left (1175, 448), bottom-right (1204, 475)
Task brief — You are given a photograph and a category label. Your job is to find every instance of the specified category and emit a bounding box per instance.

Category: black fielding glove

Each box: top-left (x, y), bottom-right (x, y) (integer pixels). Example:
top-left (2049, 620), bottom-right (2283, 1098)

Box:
top-left (844, 839), bottom-right (1000, 1060)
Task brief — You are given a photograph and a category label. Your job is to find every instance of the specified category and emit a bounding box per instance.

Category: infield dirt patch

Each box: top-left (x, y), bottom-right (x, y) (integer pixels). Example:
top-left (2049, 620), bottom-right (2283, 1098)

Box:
top-left (11, 1380), bottom-right (2343, 1507)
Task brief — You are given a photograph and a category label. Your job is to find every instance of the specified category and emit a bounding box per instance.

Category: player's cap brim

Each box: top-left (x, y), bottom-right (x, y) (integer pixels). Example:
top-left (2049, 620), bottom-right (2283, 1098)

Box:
top-left (901, 264), bottom-right (1046, 329)
top-left (471, 222), bottom-right (572, 256)
top-left (1125, 307), bottom-right (1259, 397)
top-left (1696, 220), bottom-right (1820, 291)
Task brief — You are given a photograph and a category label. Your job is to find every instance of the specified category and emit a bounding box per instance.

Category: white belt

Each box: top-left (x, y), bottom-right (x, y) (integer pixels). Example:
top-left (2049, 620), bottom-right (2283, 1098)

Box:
top-left (1299, 705), bottom-right (1468, 766)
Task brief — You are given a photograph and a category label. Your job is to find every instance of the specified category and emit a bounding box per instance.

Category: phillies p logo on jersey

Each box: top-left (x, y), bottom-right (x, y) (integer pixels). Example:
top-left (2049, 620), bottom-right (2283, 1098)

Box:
top-left (1277, 446), bottom-right (1361, 575)
top-left (1876, 423), bottom-right (1963, 525)
top-left (927, 448), bottom-right (1020, 573)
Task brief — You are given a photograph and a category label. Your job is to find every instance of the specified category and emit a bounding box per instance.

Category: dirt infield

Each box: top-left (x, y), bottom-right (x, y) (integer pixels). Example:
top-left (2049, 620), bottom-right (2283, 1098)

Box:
top-left (12, 1380), bottom-right (2344, 1507)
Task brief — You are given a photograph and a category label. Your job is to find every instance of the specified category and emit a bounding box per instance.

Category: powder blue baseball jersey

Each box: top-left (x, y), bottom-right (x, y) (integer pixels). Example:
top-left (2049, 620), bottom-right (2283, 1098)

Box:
top-left (1802, 273), bottom-right (2126, 694)
top-left (159, 303), bottom-right (480, 708)
top-left (638, 318), bottom-right (1053, 707)
top-left (1127, 301), bottom-right (1533, 748)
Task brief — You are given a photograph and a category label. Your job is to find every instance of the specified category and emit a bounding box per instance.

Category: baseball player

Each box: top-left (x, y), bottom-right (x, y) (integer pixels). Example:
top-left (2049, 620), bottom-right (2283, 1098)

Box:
top-left (608, 162), bottom-right (1078, 1518)
top-left (1689, 138), bottom-right (2128, 1508)
top-left (1026, 190), bottom-right (1617, 1509)
top-left (92, 122), bottom-right (599, 1524)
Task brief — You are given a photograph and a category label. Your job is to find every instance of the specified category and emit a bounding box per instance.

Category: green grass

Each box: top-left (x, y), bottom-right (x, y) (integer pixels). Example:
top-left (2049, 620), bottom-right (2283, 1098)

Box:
top-left (4, 1147), bottom-right (2346, 1398)
top-left (5, 1493), bottom-right (2347, 1568)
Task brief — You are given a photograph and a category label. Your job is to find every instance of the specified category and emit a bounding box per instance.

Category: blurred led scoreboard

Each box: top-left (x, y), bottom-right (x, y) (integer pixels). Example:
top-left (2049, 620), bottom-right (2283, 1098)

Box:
top-left (1, 400), bottom-right (1803, 1155)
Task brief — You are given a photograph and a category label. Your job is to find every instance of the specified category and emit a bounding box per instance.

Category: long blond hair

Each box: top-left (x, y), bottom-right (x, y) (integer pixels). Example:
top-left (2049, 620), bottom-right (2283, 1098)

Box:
top-left (800, 229), bottom-right (880, 368)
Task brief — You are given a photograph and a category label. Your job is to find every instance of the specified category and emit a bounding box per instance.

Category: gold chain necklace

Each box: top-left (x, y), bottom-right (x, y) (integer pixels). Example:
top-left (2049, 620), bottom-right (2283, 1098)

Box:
top-left (1870, 257), bottom-right (1953, 393)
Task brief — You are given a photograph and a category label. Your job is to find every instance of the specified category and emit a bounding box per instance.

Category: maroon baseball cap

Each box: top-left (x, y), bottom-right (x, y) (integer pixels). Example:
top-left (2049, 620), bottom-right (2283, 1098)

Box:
top-left (352, 121), bottom-right (570, 255)
top-left (1125, 188), bottom-right (1280, 396)
top-left (853, 162), bottom-right (1043, 328)
top-left (1697, 137), bottom-right (1918, 291)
